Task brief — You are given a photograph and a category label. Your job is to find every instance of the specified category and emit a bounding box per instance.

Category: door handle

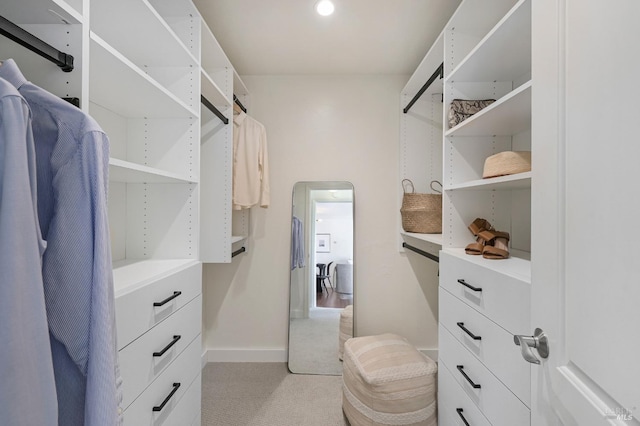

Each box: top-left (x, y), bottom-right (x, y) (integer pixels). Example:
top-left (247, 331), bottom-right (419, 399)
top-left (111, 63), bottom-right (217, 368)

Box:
top-left (513, 328), bottom-right (549, 364)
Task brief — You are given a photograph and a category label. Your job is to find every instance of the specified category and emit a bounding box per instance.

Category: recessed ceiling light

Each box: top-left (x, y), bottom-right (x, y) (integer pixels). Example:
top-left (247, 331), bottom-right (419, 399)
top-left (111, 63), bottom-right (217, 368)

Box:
top-left (315, 0), bottom-right (335, 16)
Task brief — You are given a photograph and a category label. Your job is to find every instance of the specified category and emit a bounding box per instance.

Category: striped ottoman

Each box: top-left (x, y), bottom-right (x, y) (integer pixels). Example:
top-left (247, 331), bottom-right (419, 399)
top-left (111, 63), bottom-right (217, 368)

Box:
top-left (342, 333), bottom-right (437, 426)
top-left (338, 305), bottom-right (354, 360)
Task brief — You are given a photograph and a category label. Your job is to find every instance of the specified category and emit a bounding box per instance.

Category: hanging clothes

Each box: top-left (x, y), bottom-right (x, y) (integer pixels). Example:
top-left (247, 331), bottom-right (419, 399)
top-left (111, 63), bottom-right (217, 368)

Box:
top-left (0, 59), bottom-right (122, 426)
top-left (233, 110), bottom-right (270, 210)
top-left (0, 76), bottom-right (58, 426)
top-left (291, 216), bottom-right (305, 270)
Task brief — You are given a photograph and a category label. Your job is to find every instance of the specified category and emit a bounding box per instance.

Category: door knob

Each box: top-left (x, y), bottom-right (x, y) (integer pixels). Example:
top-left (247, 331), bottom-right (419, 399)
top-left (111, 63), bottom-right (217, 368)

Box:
top-left (513, 328), bottom-right (549, 364)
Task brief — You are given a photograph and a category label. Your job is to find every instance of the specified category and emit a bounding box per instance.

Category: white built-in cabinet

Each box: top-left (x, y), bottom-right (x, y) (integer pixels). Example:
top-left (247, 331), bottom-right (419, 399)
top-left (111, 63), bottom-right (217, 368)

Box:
top-left (0, 0), bottom-right (246, 423)
top-left (401, 0), bottom-right (532, 424)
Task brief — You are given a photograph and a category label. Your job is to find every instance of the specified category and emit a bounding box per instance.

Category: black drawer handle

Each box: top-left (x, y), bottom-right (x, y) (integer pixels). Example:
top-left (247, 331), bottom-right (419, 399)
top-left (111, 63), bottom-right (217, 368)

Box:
top-left (152, 382), bottom-right (181, 412)
top-left (457, 322), bottom-right (481, 340)
top-left (153, 291), bottom-right (182, 307)
top-left (458, 279), bottom-right (482, 292)
top-left (153, 335), bottom-right (181, 357)
top-left (456, 408), bottom-right (470, 426)
top-left (457, 365), bottom-right (481, 389)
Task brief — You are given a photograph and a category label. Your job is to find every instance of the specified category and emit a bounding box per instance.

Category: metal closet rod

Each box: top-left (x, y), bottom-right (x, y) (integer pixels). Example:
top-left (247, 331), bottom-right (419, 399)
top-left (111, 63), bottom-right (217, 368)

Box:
top-left (200, 95), bottom-right (228, 125)
top-left (0, 15), bottom-right (74, 72)
top-left (232, 246), bottom-right (246, 258)
top-left (233, 94), bottom-right (247, 113)
top-left (402, 242), bottom-right (439, 263)
top-left (402, 62), bottom-right (443, 114)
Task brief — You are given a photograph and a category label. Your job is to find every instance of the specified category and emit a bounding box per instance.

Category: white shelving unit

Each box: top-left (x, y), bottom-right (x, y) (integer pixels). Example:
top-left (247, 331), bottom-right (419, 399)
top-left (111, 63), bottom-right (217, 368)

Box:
top-left (198, 16), bottom-right (249, 263)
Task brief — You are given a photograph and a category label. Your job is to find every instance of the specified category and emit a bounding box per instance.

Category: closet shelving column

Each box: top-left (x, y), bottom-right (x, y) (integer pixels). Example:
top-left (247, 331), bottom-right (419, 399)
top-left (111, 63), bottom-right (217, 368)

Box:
top-left (89, 0), bottom-right (203, 424)
top-left (399, 31), bottom-right (444, 250)
top-left (199, 16), bottom-right (249, 263)
top-left (437, 0), bottom-right (533, 424)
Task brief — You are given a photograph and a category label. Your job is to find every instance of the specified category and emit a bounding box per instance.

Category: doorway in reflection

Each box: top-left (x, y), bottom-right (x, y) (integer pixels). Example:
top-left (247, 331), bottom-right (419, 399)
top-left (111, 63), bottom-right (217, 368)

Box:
top-left (289, 182), bottom-right (354, 375)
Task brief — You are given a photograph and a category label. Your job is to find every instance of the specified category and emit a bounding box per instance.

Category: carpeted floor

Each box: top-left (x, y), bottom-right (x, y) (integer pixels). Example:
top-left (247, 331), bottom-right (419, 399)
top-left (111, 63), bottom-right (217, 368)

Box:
top-left (288, 308), bottom-right (343, 375)
top-left (201, 362), bottom-right (349, 425)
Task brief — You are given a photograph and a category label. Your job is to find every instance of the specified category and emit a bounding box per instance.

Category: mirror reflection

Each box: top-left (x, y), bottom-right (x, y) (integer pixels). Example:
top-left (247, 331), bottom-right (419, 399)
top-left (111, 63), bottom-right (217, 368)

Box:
top-left (288, 181), bottom-right (354, 375)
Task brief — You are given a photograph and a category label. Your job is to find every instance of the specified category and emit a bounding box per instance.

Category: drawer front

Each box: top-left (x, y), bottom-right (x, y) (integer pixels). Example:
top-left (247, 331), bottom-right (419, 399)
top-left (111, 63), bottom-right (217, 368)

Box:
top-left (116, 263), bottom-right (202, 349)
top-left (438, 362), bottom-right (492, 426)
top-left (439, 325), bottom-right (531, 425)
top-left (120, 295), bottom-right (202, 409)
top-left (440, 251), bottom-right (530, 333)
top-left (164, 374), bottom-right (201, 426)
top-left (123, 335), bottom-right (201, 426)
top-left (440, 288), bottom-right (531, 404)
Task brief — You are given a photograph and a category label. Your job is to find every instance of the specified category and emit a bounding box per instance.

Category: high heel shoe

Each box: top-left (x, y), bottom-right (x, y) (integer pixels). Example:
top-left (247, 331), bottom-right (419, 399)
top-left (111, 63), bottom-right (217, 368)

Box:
top-left (465, 218), bottom-right (494, 255)
top-left (478, 229), bottom-right (510, 259)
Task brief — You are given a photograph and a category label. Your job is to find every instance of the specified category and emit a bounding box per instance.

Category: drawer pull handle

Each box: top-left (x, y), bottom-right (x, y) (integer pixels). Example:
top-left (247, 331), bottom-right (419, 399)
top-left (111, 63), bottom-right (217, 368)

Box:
top-left (153, 291), bottom-right (182, 307)
top-left (457, 322), bottom-right (481, 340)
top-left (458, 279), bottom-right (482, 292)
top-left (457, 365), bottom-right (481, 389)
top-left (153, 335), bottom-right (181, 357)
top-left (456, 408), bottom-right (470, 426)
top-left (152, 382), bottom-right (181, 412)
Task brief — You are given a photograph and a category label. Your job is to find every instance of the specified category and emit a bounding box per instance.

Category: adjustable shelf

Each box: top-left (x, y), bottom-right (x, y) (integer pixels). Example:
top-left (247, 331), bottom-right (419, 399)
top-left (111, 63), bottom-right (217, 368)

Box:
top-left (447, 0), bottom-right (531, 84)
top-left (446, 82), bottom-right (531, 137)
top-left (112, 258), bottom-right (199, 297)
top-left (441, 247), bottom-right (530, 283)
top-left (446, 172), bottom-right (531, 191)
top-left (109, 159), bottom-right (198, 184)
top-left (89, 32), bottom-right (197, 119)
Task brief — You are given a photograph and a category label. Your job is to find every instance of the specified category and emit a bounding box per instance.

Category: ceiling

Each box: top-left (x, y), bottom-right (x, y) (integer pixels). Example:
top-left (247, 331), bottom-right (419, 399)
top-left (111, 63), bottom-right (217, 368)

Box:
top-left (194, 0), bottom-right (461, 75)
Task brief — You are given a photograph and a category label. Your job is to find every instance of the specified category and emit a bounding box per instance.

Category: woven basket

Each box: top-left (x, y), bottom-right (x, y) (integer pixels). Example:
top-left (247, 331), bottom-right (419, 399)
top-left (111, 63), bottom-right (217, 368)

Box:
top-left (400, 179), bottom-right (442, 234)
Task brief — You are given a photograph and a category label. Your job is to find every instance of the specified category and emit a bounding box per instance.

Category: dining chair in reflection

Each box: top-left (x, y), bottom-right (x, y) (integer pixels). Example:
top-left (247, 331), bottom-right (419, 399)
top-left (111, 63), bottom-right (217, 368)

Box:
top-left (316, 262), bottom-right (333, 292)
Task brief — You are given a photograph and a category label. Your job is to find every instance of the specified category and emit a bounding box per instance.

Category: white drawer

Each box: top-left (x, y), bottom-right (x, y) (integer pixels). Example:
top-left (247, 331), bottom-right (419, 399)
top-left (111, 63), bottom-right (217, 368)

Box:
top-left (440, 288), bottom-right (531, 404)
top-left (120, 295), bottom-right (202, 409)
top-left (123, 335), bottom-right (201, 426)
top-left (116, 262), bottom-right (202, 349)
top-left (439, 325), bottom-right (531, 425)
top-left (163, 374), bottom-right (201, 426)
top-left (438, 362), bottom-right (492, 426)
top-left (440, 251), bottom-right (530, 333)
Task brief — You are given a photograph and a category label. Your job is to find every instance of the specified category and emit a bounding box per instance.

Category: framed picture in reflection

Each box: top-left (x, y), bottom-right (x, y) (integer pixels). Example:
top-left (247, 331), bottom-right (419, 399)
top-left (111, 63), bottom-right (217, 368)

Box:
top-left (315, 233), bottom-right (331, 253)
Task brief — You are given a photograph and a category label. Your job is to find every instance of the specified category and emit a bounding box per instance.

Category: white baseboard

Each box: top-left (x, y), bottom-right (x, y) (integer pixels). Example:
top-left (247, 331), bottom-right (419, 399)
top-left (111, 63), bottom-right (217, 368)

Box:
top-left (203, 348), bottom-right (288, 363)
top-left (419, 348), bottom-right (438, 363)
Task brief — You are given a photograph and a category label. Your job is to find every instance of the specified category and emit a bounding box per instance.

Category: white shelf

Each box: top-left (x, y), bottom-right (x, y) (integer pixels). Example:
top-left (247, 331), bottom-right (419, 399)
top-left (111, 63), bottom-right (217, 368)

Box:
top-left (0, 0), bottom-right (82, 24)
top-left (402, 31), bottom-right (444, 100)
top-left (401, 232), bottom-right (443, 247)
top-left (200, 17), bottom-right (230, 73)
top-left (442, 247), bottom-right (530, 283)
top-left (446, 81), bottom-right (531, 137)
top-left (234, 70), bottom-right (249, 97)
top-left (109, 158), bottom-right (197, 184)
top-left (112, 258), bottom-right (199, 297)
top-left (89, 32), bottom-right (197, 119)
top-left (446, 172), bottom-right (531, 191)
top-left (201, 70), bottom-right (231, 110)
top-left (91, 0), bottom-right (197, 69)
top-left (231, 235), bottom-right (247, 244)
top-left (448, 0), bottom-right (531, 83)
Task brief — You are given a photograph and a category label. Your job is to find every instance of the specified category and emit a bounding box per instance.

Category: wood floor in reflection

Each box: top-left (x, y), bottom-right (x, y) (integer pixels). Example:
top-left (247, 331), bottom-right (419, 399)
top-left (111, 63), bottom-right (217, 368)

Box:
top-left (316, 287), bottom-right (353, 308)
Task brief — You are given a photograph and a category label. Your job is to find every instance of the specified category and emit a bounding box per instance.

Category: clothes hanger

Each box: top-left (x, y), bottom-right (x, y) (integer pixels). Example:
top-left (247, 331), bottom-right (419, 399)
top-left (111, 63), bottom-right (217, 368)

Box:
top-left (233, 102), bottom-right (243, 114)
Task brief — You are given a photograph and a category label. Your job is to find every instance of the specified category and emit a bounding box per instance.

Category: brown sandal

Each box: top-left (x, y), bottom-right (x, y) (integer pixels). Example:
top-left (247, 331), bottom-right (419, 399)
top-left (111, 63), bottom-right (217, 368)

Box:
top-left (465, 218), bottom-right (494, 255)
top-left (478, 230), bottom-right (510, 259)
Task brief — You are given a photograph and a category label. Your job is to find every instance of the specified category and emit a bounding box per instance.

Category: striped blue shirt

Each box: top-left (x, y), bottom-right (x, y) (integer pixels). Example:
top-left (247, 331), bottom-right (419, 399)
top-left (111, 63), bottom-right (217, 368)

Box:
top-left (0, 76), bottom-right (58, 426)
top-left (0, 59), bottom-right (123, 425)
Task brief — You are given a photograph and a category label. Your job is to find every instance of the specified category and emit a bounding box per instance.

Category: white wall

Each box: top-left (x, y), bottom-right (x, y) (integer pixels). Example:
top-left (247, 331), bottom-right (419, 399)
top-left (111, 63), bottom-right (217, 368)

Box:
top-left (202, 75), bottom-right (440, 361)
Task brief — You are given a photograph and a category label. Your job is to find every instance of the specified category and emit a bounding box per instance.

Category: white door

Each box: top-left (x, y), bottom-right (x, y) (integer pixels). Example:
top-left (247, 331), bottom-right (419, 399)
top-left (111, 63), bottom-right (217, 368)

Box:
top-left (531, 1), bottom-right (640, 425)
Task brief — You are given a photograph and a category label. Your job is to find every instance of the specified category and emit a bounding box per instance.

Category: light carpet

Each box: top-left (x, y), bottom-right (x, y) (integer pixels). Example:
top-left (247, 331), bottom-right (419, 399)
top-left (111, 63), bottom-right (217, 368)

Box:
top-left (288, 308), bottom-right (343, 375)
top-left (202, 362), bottom-right (349, 425)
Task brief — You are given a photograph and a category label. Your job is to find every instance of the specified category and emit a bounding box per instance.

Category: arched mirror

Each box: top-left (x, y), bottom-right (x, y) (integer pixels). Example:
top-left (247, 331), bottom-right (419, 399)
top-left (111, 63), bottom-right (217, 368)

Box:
top-left (288, 181), bottom-right (354, 375)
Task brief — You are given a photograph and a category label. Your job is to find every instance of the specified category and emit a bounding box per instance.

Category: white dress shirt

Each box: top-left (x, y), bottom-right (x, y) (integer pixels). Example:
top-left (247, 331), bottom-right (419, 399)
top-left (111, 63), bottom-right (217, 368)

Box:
top-left (233, 111), bottom-right (270, 209)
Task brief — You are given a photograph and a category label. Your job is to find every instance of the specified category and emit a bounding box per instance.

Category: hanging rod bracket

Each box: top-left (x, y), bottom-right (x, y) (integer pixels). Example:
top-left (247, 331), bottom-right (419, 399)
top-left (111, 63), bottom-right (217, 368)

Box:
top-left (0, 15), bottom-right (74, 72)
top-left (403, 62), bottom-right (443, 114)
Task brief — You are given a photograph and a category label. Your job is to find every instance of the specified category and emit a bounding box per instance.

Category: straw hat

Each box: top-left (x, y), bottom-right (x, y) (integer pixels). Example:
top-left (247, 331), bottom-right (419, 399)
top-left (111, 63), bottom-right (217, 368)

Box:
top-left (483, 151), bottom-right (532, 179)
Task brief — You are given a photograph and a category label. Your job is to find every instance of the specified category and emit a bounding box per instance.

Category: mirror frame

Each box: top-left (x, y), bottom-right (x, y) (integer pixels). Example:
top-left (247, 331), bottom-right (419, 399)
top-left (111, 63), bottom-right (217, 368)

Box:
top-left (287, 181), bottom-right (355, 375)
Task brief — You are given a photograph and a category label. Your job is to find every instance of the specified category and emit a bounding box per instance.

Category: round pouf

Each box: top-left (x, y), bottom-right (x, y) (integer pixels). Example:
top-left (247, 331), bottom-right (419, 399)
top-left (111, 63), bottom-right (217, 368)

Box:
top-left (338, 305), bottom-right (354, 360)
top-left (342, 333), bottom-right (437, 426)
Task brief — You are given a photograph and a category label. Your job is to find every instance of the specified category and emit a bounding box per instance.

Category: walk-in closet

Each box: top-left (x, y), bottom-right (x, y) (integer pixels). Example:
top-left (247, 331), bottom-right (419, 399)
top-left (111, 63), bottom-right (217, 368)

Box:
top-left (1, 0), bottom-right (638, 425)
